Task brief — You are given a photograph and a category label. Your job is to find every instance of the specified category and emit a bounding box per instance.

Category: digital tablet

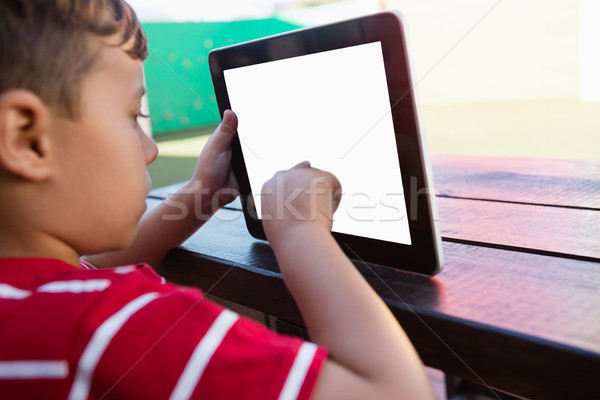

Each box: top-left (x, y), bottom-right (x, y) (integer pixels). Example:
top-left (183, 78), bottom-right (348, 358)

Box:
top-left (209, 11), bottom-right (443, 276)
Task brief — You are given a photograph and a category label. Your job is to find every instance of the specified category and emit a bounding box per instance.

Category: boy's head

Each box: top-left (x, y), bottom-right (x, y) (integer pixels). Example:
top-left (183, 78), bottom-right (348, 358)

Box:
top-left (0, 0), bottom-right (148, 118)
top-left (0, 0), bottom-right (158, 264)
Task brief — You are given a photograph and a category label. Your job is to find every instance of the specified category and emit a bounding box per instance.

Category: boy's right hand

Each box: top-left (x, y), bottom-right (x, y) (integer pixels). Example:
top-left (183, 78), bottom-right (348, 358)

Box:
top-left (261, 163), bottom-right (436, 400)
top-left (261, 162), bottom-right (342, 243)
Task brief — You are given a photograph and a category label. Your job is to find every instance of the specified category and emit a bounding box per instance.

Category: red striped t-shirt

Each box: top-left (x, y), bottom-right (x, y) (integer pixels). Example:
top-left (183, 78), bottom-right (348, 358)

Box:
top-left (0, 258), bottom-right (327, 399)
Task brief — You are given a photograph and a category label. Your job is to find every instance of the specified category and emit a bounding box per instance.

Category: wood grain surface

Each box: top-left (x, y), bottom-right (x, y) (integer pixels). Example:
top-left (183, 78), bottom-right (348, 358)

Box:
top-left (432, 154), bottom-right (600, 209)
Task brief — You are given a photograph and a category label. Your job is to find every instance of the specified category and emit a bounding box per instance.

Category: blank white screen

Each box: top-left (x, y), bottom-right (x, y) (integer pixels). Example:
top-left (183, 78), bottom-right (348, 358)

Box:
top-left (224, 41), bottom-right (411, 245)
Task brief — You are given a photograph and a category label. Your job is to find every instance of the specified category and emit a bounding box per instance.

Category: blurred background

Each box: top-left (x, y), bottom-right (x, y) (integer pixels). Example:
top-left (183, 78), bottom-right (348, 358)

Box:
top-left (128, 0), bottom-right (600, 188)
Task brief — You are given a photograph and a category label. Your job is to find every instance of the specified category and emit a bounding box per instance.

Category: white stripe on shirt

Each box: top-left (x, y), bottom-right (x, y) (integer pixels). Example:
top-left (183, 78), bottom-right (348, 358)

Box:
top-left (169, 309), bottom-right (239, 400)
top-left (278, 342), bottom-right (318, 400)
top-left (113, 266), bottom-right (137, 274)
top-left (68, 292), bottom-right (159, 400)
top-left (0, 284), bottom-right (31, 300)
top-left (0, 360), bottom-right (68, 380)
top-left (37, 279), bottom-right (111, 294)
top-left (79, 260), bottom-right (96, 270)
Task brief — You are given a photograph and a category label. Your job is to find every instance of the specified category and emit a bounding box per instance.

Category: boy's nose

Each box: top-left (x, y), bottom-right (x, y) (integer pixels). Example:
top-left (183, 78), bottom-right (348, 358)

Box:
top-left (141, 133), bottom-right (158, 165)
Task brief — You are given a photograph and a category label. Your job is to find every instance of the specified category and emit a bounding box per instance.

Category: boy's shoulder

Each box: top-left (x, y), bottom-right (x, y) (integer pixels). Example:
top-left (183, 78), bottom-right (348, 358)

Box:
top-left (0, 257), bottom-right (168, 296)
top-left (0, 257), bottom-right (206, 339)
top-left (0, 257), bottom-right (189, 352)
top-left (0, 257), bottom-right (327, 399)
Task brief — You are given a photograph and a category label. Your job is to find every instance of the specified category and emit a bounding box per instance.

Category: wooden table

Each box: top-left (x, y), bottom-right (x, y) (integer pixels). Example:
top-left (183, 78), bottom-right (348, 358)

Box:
top-left (148, 154), bottom-right (600, 399)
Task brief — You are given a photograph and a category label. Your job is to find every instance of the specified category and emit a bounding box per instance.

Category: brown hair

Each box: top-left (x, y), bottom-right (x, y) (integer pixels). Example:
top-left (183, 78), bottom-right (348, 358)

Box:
top-left (0, 0), bottom-right (148, 117)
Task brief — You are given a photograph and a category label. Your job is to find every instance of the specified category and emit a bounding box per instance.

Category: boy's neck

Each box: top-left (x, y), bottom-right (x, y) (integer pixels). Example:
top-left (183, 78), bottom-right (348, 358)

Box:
top-left (0, 217), bottom-right (81, 268)
top-left (0, 241), bottom-right (81, 268)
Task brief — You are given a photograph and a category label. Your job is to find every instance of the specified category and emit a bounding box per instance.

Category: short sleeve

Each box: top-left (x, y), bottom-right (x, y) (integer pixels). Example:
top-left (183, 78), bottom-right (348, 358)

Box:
top-left (89, 285), bottom-right (327, 400)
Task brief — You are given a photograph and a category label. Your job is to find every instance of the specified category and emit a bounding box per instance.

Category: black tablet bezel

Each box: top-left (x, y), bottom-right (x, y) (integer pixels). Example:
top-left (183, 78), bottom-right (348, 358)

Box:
top-left (209, 11), bottom-right (443, 276)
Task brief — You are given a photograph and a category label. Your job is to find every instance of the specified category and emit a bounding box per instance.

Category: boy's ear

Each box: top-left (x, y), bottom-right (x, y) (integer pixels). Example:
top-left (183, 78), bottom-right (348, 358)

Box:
top-left (0, 89), bottom-right (53, 181)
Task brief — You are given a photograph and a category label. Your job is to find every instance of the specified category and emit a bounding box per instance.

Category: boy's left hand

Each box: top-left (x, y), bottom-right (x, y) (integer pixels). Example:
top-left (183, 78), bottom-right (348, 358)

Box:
top-left (189, 110), bottom-right (239, 216)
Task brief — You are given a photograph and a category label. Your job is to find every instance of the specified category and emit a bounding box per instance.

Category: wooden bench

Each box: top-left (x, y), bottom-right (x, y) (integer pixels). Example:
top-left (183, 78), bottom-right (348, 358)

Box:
top-left (147, 154), bottom-right (600, 399)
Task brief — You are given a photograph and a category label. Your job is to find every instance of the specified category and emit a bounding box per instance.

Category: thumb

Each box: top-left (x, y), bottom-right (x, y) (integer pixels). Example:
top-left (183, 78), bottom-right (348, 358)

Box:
top-left (221, 109), bottom-right (238, 134)
top-left (206, 110), bottom-right (238, 152)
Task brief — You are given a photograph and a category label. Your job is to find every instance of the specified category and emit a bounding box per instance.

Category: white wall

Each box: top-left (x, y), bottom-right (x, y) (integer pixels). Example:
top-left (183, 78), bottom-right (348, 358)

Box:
top-left (386, 0), bottom-right (580, 103)
top-left (580, 0), bottom-right (600, 101)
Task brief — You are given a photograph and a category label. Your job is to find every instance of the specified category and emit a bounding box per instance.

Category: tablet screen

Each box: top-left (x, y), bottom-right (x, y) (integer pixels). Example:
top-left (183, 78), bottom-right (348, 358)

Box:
top-left (223, 41), bottom-right (412, 245)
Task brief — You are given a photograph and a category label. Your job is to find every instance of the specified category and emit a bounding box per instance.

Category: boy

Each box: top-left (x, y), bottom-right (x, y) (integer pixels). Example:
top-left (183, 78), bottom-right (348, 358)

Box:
top-left (0, 0), bottom-right (435, 399)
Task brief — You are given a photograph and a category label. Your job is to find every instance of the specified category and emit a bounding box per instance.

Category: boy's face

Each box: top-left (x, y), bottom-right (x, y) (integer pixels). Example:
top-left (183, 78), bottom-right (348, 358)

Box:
top-left (49, 35), bottom-right (158, 256)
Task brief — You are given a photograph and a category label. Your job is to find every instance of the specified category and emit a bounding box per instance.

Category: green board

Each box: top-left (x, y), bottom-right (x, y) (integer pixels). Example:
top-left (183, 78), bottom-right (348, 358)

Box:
top-left (142, 19), bottom-right (303, 134)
